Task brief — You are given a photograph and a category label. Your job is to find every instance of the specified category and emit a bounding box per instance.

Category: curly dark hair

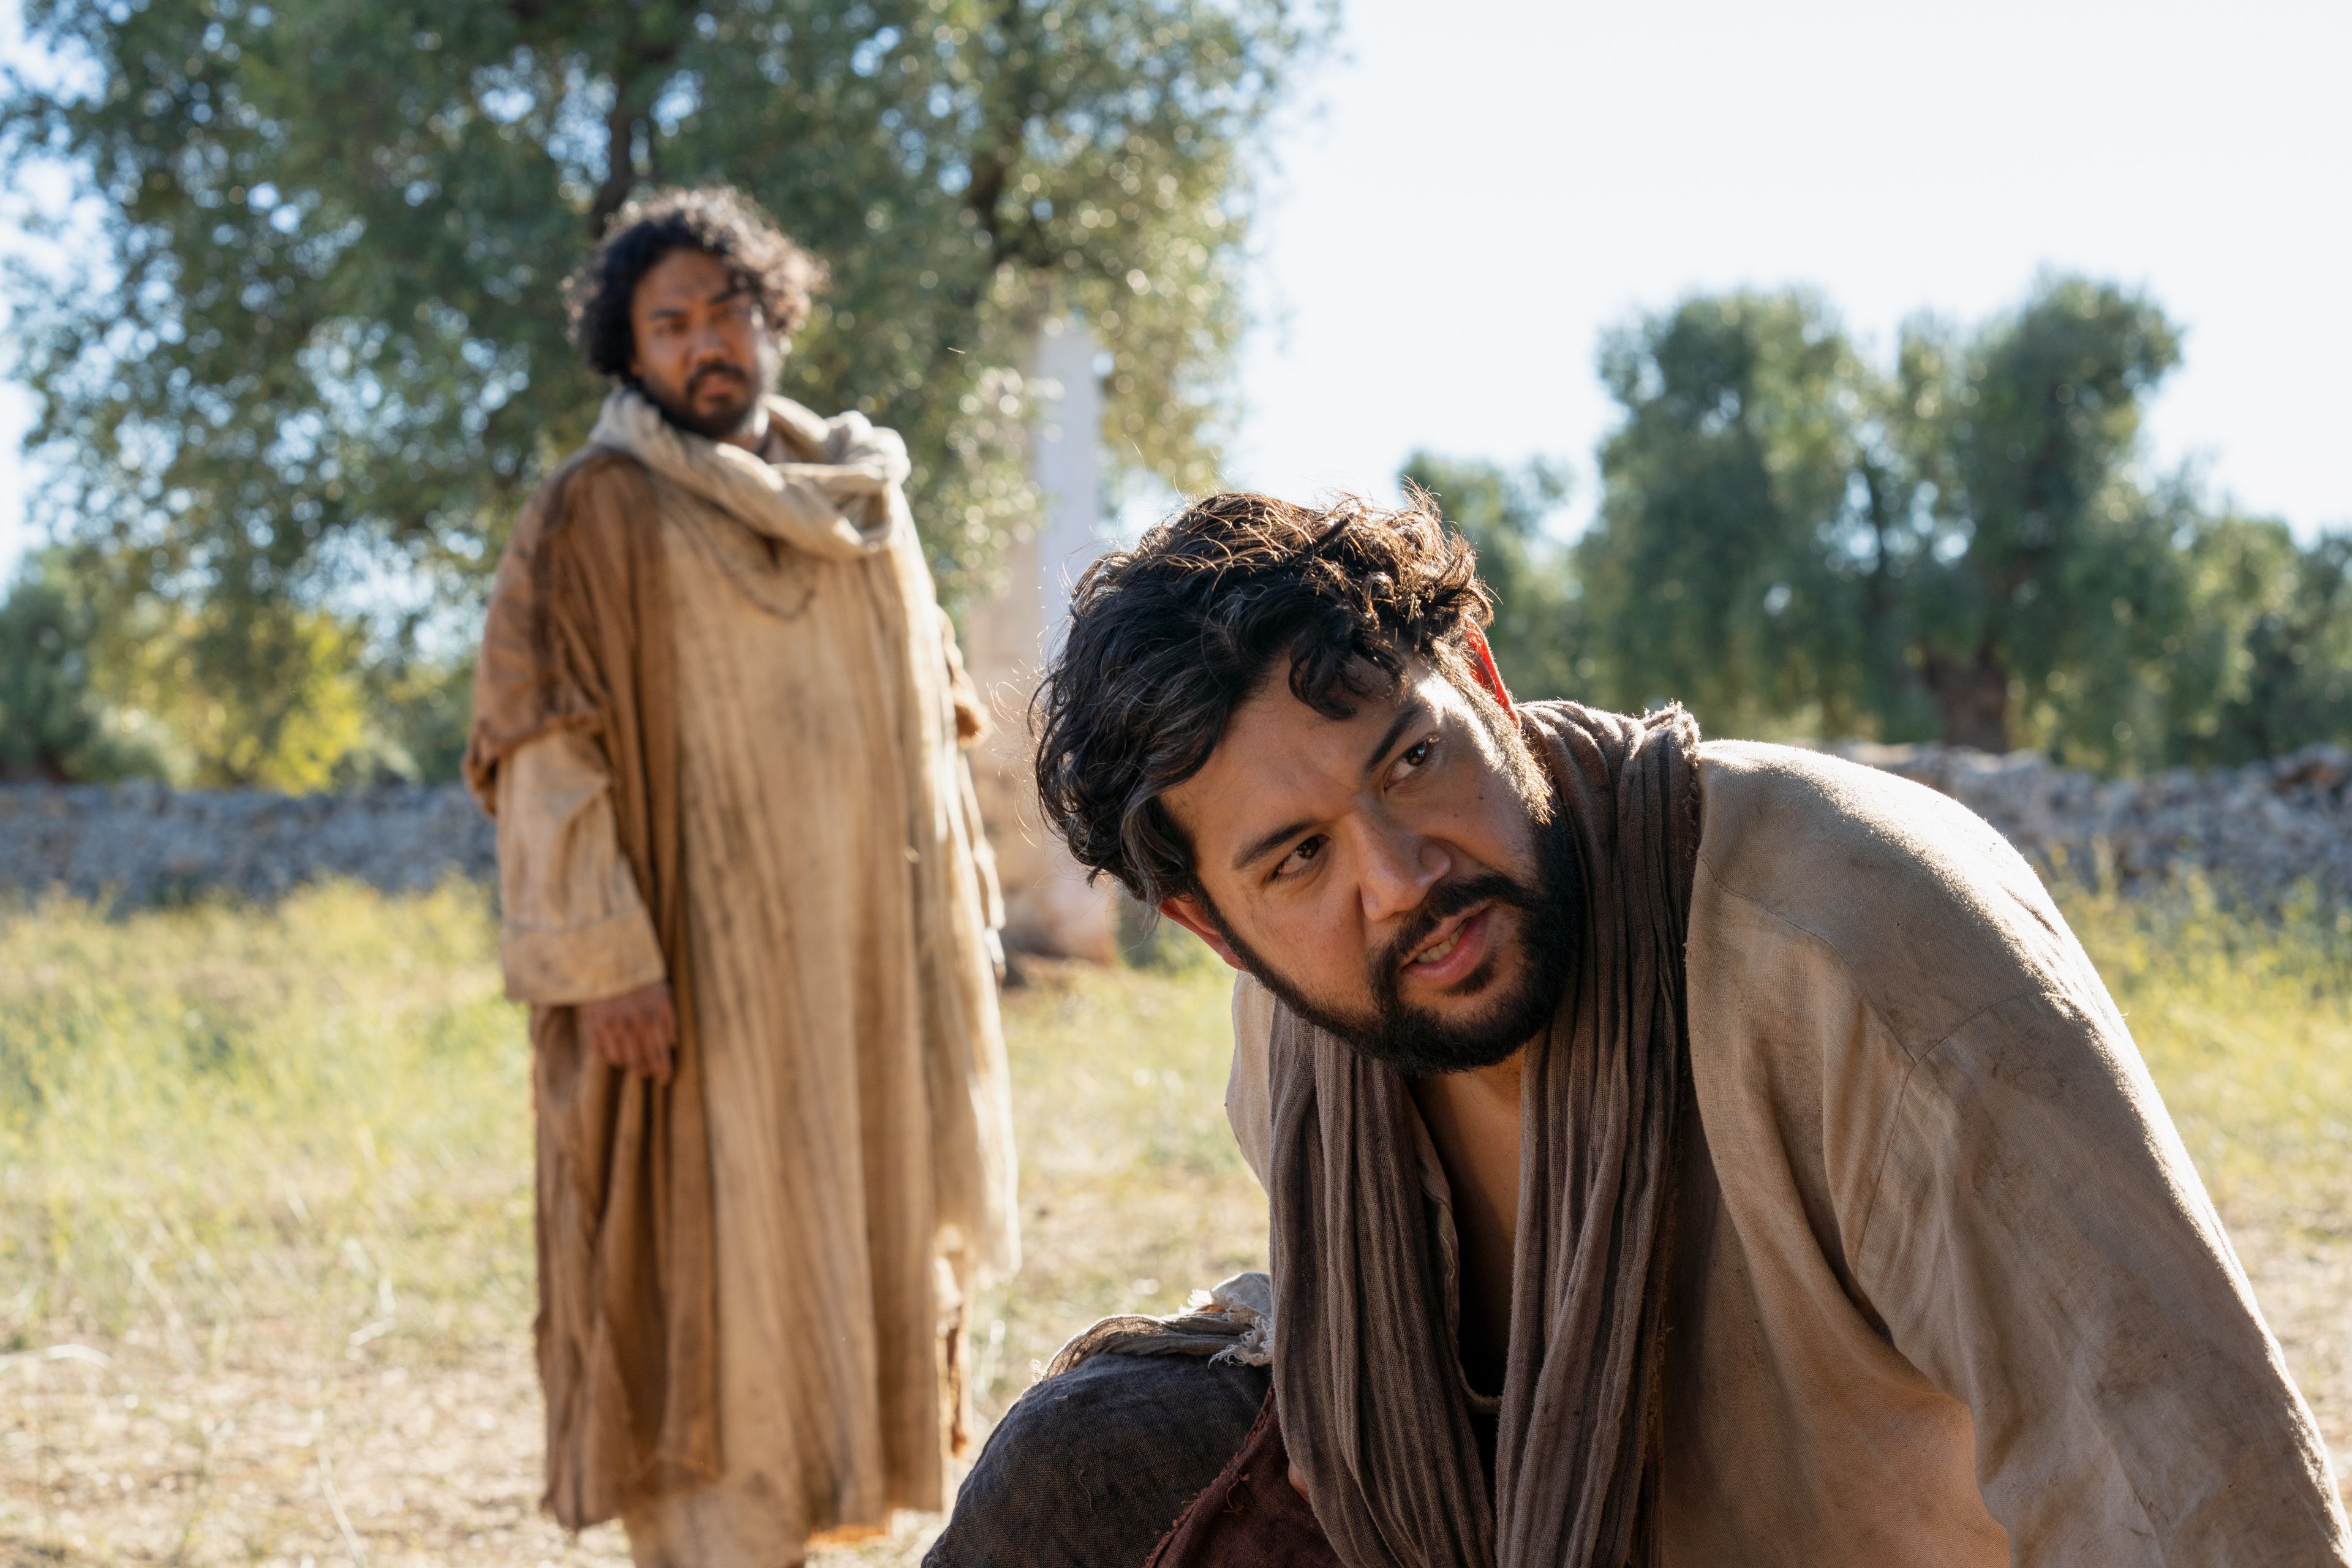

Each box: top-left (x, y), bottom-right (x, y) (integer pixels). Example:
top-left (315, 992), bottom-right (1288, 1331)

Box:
top-left (1035, 490), bottom-right (1498, 906)
top-left (562, 185), bottom-right (827, 381)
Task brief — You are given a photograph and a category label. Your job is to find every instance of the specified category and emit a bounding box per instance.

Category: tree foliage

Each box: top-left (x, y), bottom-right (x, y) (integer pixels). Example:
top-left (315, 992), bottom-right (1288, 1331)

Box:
top-left (0, 545), bottom-right (481, 789)
top-left (1887, 279), bottom-right (2194, 756)
top-left (1575, 291), bottom-right (1878, 741)
top-left (97, 593), bottom-right (380, 790)
top-left (1, 0), bottom-right (1324, 654)
top-left (1398, 451), bottom-right (1577, 701)
top-left (2205, 525), bottom-right (2352, 762)
top-left (0, 552), bottom-right (170, 782)
top-left (1565, 276), bottom-right (2352, 770)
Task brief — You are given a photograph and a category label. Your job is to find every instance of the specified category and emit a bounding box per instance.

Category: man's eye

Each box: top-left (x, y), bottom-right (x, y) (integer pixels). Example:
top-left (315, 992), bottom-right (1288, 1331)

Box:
top-left (1396, 736), bottom-right (1438, 775)
top-left (1273, 835), bottom-right (1325, 880)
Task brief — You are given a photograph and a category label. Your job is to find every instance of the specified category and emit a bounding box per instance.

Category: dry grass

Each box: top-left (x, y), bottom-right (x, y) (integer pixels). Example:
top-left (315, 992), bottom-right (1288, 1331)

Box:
top-left (2057, 882), bottom-right (2352, 1478)
top-left (0, 886), bottom-right (1263, 1564)
top-left (1, 879), bottom-right (2344, 1564)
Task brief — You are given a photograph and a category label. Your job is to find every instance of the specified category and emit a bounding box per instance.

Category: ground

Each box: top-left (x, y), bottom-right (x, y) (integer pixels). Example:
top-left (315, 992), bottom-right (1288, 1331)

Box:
top-left (3, 882), bottom-right (2346, 1564)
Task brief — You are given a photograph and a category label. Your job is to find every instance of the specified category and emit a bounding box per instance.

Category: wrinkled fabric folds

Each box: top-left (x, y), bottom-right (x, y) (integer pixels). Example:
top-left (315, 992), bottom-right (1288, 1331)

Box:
top-left (466, 390), bottom-right (1017, 1536)
top-left (1266, 701), bottom-right (1702, 1568)
top-left (469, 447), bottom-right (719, 1528)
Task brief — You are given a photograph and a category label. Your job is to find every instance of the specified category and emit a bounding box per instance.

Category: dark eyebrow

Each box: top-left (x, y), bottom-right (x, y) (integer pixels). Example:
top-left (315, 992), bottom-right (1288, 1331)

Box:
top-left (1226, 696), bottom-right (1436, 876)
top-left (1365, 696), bottom-right (1431, 781)
top-left (647, 284), bottom-right (750, 321)
top-left (1231, 816), bottom-right (1315, 875)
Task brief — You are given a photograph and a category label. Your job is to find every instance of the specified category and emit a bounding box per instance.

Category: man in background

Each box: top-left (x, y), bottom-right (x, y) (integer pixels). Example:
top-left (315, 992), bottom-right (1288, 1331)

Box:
top-left (466, 186), bottom-right (1017, 1568)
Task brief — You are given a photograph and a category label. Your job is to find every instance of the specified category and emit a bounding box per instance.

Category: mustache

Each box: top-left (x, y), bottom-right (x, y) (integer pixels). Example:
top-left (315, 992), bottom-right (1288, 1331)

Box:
top-left (687, 362), bottom-right (750, 396)
top-left (1373, 871), bottom-right (1544, 985)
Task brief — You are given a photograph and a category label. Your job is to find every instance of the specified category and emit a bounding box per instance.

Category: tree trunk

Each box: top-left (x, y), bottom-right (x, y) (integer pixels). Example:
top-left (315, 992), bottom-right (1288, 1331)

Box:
top-left (1923, 646), bottom-right (2011, 752)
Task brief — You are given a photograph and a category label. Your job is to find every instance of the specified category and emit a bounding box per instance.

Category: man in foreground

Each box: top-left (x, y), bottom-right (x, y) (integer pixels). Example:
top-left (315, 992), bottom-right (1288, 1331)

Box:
top-left (466, 186), bottom-right (1017, 1567)
top-left (933, 491), bottom-right (2347, 1566)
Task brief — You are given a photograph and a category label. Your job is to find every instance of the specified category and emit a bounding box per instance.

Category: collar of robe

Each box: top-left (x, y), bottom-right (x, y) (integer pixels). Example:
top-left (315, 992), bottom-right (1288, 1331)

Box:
top-left (588, 386), bottom-right (900, 564)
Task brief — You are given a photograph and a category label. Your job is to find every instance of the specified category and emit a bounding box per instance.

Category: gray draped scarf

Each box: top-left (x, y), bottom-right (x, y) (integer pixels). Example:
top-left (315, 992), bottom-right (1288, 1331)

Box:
top-left (1267, 700), bottom-right (1703, 1568)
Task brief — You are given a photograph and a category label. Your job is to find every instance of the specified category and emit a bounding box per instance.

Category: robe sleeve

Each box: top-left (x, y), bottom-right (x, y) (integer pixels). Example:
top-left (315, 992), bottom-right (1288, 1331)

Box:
top-left (1850, 970), bottom-right (2350, 1558)
top-left (955, 750), bottom-right (1005, 937)
top-left (494, 728), bottom-right (668, 1006)
top-left (937, 604), bottom-right (989, 746)
top-left (929, 605), bottom-right (1003, 939)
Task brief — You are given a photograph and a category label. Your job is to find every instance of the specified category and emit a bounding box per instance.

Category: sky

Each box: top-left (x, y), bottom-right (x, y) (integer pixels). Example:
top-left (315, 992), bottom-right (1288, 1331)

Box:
top-left (1219, 0), bottom-right (2352, 540)
top-left (1, 0), bottom-right (2348, 573)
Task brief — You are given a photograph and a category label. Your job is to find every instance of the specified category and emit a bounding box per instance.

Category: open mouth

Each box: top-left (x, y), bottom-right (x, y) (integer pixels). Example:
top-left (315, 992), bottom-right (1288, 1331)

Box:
top-left (1400, 902), bottom-right (1493, 985)
top-left (1414, 924), bottom-right (1469, 966)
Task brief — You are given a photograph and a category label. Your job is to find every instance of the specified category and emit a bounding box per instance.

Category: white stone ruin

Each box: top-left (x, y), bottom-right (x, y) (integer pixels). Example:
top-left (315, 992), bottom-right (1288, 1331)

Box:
top-left (956, 315), bottom-right (1125, 960)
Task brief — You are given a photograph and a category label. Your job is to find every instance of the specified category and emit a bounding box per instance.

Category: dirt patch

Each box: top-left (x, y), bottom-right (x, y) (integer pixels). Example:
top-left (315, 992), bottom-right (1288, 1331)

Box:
top-left (1, 1322), bottom-right (955, 1567)
top-left (9, 1225), bottom-right (2344, 1564)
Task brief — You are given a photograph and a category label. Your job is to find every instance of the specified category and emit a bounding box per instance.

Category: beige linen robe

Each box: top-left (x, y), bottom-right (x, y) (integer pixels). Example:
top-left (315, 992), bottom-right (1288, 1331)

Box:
top-left (1227, 741), bottom-right (2351, 1564)
top-left (488, 392), bottom-right (1016, 1567)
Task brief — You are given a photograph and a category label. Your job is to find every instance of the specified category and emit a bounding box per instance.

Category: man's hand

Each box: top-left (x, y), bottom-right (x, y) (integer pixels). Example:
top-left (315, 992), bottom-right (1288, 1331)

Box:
top-left (579, 980), bottom-right (677, 1085)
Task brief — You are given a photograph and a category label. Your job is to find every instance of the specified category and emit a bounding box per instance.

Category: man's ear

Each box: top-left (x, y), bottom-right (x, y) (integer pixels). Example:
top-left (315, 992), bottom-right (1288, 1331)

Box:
top-left (1463, 626), bottom-right (1516, 718)
top-left (1159, 894), bottom-right (1244, 971)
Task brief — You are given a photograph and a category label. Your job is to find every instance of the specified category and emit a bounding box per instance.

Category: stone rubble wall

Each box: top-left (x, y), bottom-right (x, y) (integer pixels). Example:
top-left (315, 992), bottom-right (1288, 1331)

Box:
top-left (2, 741), bottom-right (2347, 912)
top-left (1839, 741), bottom-right (2352, 908)
top-left (0, 782), bottom-right (496, 908)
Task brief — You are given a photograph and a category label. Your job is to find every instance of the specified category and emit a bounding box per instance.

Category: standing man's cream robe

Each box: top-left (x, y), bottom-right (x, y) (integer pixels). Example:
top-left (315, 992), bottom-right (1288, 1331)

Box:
top-left (473, 390), bottom-right (1017, 1568)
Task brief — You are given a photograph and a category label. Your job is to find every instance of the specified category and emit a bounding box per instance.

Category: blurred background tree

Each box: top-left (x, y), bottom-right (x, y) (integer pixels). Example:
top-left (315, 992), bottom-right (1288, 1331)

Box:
top-left (1559, 274), bottom-right (2352, 771)
top-left (2201, 525), bottom-right (2352, 764)
top-left (94, 590), bottom-right (379, 790)
top-left (1, 0), bottom-right (2343, 788)
top-left (0, 549), bottom-right (171, 781)
top-left (1398, 451), bottom-right (1577, 700)
top-left (1887, 277), bottom-right (2194, 762)
top-left (0, 543), bottom-right (445, 788)
top-left (1573, 290), bottom-right (1880, 741)
top-left (0, 0), bottom-right (1327, 783)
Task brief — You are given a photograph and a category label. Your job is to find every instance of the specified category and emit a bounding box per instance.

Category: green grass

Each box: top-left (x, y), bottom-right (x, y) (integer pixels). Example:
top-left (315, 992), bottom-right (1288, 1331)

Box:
top-left (2060, 881), bottom-right (2352, 1236)
top-left (0, 876), bottom-right (2344, 1561)
top-left (986, 947), bottom-right (1266, 1397)
top-left (3, 878), bottom-right (2346, 1363)
top-left (0, 882), bottom-right (533, 1365)
top-left (0, 883), bottom-right (1264, 1404)
top-left (3, 879), bottom-right (2346, 1355)
top-left (0, 886), bottom-right (1258, 1563)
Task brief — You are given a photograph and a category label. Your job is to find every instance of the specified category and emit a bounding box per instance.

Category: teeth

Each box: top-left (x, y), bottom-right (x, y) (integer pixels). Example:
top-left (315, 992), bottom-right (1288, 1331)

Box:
top-left (1415, 928), bottom-right (1464, 965)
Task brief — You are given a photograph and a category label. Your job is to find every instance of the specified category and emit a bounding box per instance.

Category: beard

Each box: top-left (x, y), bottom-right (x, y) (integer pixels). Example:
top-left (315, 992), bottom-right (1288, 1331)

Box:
top-left (1213, 809), bottom-right (1581, 1079)
top-left (639, 347), bottom-right (775, 441)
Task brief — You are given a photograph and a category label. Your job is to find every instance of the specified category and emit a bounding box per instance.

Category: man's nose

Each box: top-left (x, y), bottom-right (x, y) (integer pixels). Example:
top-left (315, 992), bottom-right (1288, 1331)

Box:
top-left (1354, 813), bottom-right (1446, 926)
top-left (687, 326), bottom-right (740, 367)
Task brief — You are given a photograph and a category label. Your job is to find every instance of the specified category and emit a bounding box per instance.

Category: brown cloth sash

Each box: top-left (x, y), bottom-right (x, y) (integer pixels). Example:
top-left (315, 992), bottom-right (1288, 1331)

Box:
top-left (1147, 1390), bottom-right (1344, 1568)
top-left (1264, 701), bottom-right (1703, 1568)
